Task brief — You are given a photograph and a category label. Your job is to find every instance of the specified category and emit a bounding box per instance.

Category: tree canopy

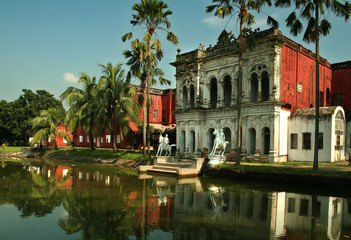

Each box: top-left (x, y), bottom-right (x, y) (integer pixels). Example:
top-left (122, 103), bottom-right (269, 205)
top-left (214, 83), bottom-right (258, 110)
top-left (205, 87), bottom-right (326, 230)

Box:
top-left (0, 89), bottom-right (64, 146)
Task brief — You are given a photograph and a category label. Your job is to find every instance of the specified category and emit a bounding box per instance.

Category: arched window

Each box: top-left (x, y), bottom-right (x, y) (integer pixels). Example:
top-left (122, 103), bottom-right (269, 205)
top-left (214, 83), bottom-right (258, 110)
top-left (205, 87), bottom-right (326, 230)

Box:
top-left (190, 85), bottom-right (195, 109)
top-left (180, 130), bottom-right (186, 152)
top-left (326, 88), bottom-right (331, 106)
top-left (248, 128), bottom-right (256, 155)
top-left (250, 73), bottom-right (258, 102)
top-left (207, 128), bottom-right (215, 152)
top-left (261, 127), bottom-right (270, 155)
top-left (261, 72), bottom-right (269, 101)
top-left (210, 78), bottom-right (218, 109)
top-left (223, 127), bottom-right (231, 153)
top-left (189, 130), bottom-right (195, 153)
top-left (182, 86), bottom-right (188, 109)
top-left (223, 76), bottom-right (232, 107)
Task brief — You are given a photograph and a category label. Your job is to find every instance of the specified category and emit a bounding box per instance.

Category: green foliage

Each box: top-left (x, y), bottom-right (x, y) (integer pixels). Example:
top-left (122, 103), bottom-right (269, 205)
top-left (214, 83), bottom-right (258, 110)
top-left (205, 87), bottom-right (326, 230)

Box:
top-left (1, 146), bottom-right (22, 153)
top-left (275, 0), bottom-right (351, 43)
top-left (31, 108), bottom-right (70, 149)
top-left (0, 89), bottom-right (64, 146)
top-left (61, 73), bottom-right (98, 150)
top-left (97, 62), bottom-right (141, 152)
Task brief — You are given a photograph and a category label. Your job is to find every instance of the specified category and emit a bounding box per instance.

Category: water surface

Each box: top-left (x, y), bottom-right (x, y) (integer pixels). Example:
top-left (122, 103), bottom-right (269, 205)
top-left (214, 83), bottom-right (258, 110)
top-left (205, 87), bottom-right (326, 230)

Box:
top-left (1, 160), bottom-right (351, 240)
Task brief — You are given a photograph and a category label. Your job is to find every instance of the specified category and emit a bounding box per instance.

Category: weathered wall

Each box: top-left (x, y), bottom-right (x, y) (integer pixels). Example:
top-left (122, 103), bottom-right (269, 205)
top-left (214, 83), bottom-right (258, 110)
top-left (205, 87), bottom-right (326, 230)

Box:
top-left (331, 61), bottom-right (351, 113)
top-left (280, 45), bottom-right (332, 109)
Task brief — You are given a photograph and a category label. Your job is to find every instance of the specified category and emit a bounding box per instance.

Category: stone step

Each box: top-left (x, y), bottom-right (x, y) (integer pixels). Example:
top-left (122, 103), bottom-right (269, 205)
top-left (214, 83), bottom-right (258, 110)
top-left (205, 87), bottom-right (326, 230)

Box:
top-left (156, 162), bottom-right (193, 168)
top-left (148, 166), bottom-right (178, 174)
top-left (152, 165), bottom-right (179, 171)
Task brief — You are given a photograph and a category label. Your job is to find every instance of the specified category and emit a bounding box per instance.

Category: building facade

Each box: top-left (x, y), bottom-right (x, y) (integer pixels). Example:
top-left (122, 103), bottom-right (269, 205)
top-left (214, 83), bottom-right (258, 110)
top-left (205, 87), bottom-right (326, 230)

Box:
top-left (172, 28), bottom-right (345, 162)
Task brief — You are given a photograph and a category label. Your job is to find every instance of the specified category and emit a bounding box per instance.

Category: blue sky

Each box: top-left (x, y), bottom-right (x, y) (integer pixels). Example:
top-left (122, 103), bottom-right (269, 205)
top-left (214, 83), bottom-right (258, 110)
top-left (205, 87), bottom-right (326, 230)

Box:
top-left (0, 0), bottom-right (350, 102)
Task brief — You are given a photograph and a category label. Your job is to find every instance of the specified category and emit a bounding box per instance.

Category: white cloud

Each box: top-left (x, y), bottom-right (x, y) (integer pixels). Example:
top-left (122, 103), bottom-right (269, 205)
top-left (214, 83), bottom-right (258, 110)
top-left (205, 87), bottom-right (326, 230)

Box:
top-left (63, 72), bottom-right (79, 83)
top-left (202, 16), bottom-right (228, 28)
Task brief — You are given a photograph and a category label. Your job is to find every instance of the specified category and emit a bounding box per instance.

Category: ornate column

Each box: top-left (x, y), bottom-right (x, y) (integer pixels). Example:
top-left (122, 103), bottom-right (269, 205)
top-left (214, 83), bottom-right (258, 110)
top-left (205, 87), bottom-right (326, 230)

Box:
top-left (269, 113), bottom-right (280, 162)
top-left (184, 121), bottom-right (189, 156)
top-left (255, 116), bottom-right (261, 160)
top-left (175, 121), bottom-right (181, 158)
top-left (241, 116), bottom-right (248, 158)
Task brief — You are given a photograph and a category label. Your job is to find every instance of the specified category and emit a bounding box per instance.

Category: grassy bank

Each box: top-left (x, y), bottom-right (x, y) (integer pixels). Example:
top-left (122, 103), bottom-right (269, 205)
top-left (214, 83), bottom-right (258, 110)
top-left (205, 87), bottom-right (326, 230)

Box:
top-left (213, 163), bottom-right (351, 176)
top-left (45, 148), bottom-right (152, 163)
top-left (204, 163), bottom-right (351, 187)
top-left (0, 146), bottom-right (24, 153)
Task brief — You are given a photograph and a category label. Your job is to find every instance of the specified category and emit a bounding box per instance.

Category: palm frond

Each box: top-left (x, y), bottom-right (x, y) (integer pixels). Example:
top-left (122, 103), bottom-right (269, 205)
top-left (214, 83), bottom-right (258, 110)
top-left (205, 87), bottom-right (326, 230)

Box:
top-left (267, 16), bottom-right (279, 28)
top-left (122, 32), bottom-right (133, 42)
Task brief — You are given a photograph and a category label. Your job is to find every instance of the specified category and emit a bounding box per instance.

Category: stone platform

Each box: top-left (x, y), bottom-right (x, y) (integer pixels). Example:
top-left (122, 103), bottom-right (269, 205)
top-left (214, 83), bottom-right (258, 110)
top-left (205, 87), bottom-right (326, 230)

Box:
top-left (138, 156), bottom-right (205, 176)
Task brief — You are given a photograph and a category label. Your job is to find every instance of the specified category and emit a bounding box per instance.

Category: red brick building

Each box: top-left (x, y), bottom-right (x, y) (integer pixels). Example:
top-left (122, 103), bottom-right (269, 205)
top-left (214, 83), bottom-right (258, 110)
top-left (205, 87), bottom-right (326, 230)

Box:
top-left (280, 43), bottom-right (332, 109)
top-left (331, 61), bottom-right (351, 115)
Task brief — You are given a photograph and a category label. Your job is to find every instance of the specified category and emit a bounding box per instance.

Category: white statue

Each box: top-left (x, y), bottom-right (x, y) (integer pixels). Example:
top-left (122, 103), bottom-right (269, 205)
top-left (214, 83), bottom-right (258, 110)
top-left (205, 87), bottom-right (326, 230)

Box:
top-left (156, 134), bottom-right (175, 156)
top-left (210, 128), bottom-right (229, 156)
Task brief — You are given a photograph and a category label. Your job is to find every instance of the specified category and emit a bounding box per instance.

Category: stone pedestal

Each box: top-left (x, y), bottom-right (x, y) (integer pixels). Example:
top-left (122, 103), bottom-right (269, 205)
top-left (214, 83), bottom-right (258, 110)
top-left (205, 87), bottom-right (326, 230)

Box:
top-left (208, 154), bottom-right (226, 166)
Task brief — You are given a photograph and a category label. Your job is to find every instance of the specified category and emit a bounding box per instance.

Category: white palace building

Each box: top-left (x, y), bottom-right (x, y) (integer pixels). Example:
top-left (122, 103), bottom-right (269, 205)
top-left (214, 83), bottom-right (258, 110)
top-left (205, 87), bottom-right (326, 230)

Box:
top-left (171, 28), bottom-right (346, 163)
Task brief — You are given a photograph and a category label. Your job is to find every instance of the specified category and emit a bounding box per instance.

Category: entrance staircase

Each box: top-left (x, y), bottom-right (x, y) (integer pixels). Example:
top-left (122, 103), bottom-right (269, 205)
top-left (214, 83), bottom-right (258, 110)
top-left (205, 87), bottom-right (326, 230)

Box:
top-left (138, 156), bottom-right (205, 176)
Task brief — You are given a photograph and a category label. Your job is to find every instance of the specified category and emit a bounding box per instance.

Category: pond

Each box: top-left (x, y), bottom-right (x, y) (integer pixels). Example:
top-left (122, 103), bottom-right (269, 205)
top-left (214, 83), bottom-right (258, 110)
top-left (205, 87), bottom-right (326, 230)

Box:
top-left (1, 159), bottom-right (351, 240)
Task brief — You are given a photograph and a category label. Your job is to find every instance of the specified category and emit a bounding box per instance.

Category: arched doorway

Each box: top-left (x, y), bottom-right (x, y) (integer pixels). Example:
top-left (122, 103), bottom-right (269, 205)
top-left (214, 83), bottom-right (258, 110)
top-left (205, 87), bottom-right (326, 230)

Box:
top-left (223, 76), bottom-right (232, 107)
top-left (189, 130), bottom-right (195, 153)
top-left (250, 73), bottom-right (258, 102)
top-left (248, 128), bottom-right (256, 155)
top-left (182, 86), bottom-right (188, 109)
top-left (210, 78), bottom-right (217, 109)
top-left (261, 127), bottom-right (270, 155)
top-left (261, 72), bottom-right (269, 101)
top-left (180, 130), bottom-right (186, 152)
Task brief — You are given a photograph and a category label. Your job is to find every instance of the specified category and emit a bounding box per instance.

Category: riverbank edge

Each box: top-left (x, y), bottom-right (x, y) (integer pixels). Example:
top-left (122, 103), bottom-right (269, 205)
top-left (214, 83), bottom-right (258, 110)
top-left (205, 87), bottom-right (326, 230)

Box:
top-left (4, 149), bottom-right (351, 187)
top-left (203, 166), bottom-right (351, 187)
top-left (1, 149), bottom-right (150, 170)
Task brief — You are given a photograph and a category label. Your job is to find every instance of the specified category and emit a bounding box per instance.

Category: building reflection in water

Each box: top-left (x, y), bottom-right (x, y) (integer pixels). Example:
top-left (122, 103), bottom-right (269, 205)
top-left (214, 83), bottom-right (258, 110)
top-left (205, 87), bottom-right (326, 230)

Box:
top-left (25, 166), bottom-right (351, 240)
top-left (146, 174), bottom-right (350, 240)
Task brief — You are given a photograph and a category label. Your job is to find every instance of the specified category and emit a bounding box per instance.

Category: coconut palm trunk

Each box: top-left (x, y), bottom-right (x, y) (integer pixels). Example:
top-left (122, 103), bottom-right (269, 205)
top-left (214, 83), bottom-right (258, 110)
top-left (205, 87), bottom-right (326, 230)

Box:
top-left (313, 0), bottom-right (320, 171)
top-left (236, 8), bottom-right (245, 165)
top-left (147, 38), bottom-right (152, 157)
top-left (89, 129), bottom-right (94, 151)
top-left (142, 78), bottom-right (147, 155)
top-left (111, 109), bottom-right (117, 152)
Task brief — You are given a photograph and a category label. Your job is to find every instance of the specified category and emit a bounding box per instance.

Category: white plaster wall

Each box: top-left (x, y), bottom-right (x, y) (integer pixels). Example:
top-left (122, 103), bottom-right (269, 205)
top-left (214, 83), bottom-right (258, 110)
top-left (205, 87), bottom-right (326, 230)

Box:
top-left (279, 110), bottom-right (291, 156)
top-left (288, 115), bottom-right (332, 162)
top-left (345, 121), bottom-right (351, 160)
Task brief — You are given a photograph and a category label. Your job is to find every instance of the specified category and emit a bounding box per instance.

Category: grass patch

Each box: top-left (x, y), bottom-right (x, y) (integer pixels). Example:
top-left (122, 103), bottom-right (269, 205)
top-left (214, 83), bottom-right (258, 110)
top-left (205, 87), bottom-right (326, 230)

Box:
top-left (46, 148), bottom-right (152, 162)
top-left (0, 146), bottom-right (24, 153)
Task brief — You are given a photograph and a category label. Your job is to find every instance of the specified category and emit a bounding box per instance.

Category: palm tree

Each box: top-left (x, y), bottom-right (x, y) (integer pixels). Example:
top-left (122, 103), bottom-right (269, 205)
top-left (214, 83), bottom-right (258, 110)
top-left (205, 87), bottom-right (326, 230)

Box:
top-left (61, 73), bottom-right (98, 150)
top-left (124, 39), bottom-right (171, 155)
top-left (206, 0), bottom-right (278, 165)
top-left (97, 62), bottom-right (141, 152)
top-left (31, 108), bottom-right (70, 150)
top-left (275, 0), bottom-right (351, 171)
top-left (122, 0), bottom-right (178, 157)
